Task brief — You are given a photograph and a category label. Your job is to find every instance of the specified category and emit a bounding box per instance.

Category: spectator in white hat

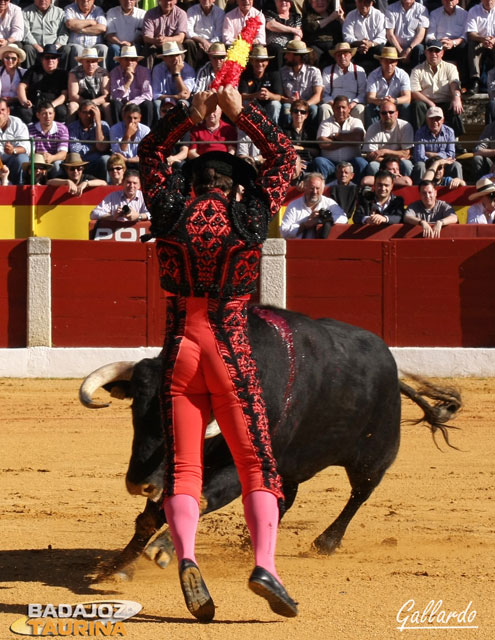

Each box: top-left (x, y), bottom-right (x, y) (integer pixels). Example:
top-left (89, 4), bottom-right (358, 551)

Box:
top-left (109, 44), bottom-right (153, 126)
top-left (67, 47), bottom-right (110, 122)
top-left (412, 105), bottom-right (463, 184)
top-left (0, 44), bottom-right (26, 121)
top-left (467, 177), bottom-right (495, 223)
top-left (151, 41), bottom-right (195, 117)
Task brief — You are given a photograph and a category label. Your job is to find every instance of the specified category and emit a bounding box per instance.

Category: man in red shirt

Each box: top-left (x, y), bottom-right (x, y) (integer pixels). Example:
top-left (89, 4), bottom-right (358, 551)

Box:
top-left (187, 104), bottom-right (237, 158)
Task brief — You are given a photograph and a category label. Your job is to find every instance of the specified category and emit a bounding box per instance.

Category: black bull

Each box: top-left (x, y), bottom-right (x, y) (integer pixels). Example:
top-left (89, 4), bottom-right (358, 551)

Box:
top-left (80, 306), bottom-right (461, 580)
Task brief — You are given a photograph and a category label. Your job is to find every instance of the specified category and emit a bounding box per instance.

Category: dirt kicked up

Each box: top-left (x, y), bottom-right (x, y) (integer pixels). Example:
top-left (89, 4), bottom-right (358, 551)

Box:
top-left (0, 377), bottom-right (493, 640)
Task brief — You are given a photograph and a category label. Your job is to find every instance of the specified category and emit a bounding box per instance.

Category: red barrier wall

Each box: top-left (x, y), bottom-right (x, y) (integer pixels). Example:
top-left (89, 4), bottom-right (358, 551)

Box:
top-left (51, 241), bottom-right (166, 347)
top-left (286, 233), bottom-right (495, 347)
top-left (0, 240), bottom-right (27, 348)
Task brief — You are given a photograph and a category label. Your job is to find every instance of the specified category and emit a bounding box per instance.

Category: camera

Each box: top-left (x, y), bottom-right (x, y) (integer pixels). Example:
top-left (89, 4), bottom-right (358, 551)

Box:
top-left (121, 205), bottom-right (130, 214)
top-left (317, 208), bottom-right (334, 223)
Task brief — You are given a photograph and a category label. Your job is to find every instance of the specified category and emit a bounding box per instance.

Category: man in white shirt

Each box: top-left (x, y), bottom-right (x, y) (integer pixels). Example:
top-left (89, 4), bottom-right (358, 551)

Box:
top-left (427, 0), bottom-right (468, 88)
top-left (90, 168), bottom-right (149, 221)
top-left (320, 42), bottom-right (367, 123)
top-left (410, 39), bottom-right (464, 135)
top-left (363, 99), bottom-right (414, 177)
top-left (222, 0), bottom-right (265, 47)
top-left (314, 94), bottom-right (367, 183)
top-left (465, 0), bottom-right (495, 95)
top-left (280, 172), bottom-right (348, 238)
top-left (342, 0), bottom-right (386, 73)
top-left (186, 0), bottom-right (224, 69)
top-left (365, 46), bottom-right (411, 126)
top-left (0, 97), bottom-right (29, 184)
top-left (105, 0), bottom-right (145, 70)
top-left (385, 0), bottom-right (429, 70)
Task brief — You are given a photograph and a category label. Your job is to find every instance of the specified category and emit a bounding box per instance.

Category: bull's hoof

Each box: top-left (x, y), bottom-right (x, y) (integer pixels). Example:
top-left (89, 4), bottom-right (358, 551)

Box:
top-left (144, 532), bottom-right (175, 569)
top-left (312, 534), bottom-right (342, 555)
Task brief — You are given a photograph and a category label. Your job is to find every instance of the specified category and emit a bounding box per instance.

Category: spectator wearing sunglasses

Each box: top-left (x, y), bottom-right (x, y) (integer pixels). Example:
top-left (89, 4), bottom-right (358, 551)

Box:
top-left (106, 153), bottom-right (126, 185)
top-left (17, 44), bottom-right (68, 124)
top-left (283, 99), bottom-right (318, 175)
top-left (362, 99), bottom-right (413, 178)
top-left (47, 151), bottom-right (106, 196)
top-left (239, 45), bottom-right (282, 125)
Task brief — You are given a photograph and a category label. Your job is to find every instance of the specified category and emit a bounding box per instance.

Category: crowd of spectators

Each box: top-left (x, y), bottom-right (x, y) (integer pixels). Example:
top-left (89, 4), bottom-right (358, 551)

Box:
top-left (1, 0), bottom-right (495, 231)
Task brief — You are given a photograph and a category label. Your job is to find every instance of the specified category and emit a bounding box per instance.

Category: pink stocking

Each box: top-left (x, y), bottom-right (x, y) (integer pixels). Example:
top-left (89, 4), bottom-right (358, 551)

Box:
top-left (164, 494), bottom-right (199, 564)
top-left (243, 490), bottom-right (280, 580)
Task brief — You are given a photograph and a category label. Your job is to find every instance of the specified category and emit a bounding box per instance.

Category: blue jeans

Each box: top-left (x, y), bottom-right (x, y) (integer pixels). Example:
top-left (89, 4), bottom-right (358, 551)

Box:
top-left (313, 155), bottom-right (369, 184)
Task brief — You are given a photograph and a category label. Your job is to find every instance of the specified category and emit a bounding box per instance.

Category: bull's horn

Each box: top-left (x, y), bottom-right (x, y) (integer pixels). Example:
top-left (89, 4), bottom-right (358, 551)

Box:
top-left (79, 361), bottom-right (135, 409)
top-left (205, 419), bottom-right (221, 439)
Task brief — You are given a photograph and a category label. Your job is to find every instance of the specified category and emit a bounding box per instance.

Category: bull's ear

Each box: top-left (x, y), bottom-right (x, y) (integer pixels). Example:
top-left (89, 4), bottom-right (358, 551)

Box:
top-left (103, 381), bottom-right (132, 399)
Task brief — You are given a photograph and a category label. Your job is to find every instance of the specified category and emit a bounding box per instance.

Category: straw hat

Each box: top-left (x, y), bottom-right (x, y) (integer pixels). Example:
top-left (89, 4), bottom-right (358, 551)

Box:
top-left (468, 177), bottom-right (495, 201)
top-left (62, 152), bottom-right (89, 167)
top-left (208, 42), bottom-right (227, 57)
top-left (21, 153), bottom-right (52, 171)
top-left (374, 46), bottom-right (403, 61)
top-left (249, 45), bottom-right (274, 60)
top-left (283, 40), bottom-right (312, 55)
top-left (115, 45), bottom-right (144, 61)
top-left (158, 42), bottom-right (187, 58)
top-left (76, 47), bottom-right (103, 62)
top-left (330, 42), bottom-right (357, 58)
top-left (0, 43), bottom-right (26, 64)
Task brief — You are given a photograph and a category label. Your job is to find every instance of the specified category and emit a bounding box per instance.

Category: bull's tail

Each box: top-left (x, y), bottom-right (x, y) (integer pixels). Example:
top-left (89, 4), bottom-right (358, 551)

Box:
top-left (399, 374), bottom-right (462, 449)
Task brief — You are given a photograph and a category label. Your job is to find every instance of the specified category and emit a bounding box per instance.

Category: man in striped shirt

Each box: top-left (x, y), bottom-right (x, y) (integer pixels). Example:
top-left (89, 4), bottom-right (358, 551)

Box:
top-left (27, 99), bottom-right (69, 177)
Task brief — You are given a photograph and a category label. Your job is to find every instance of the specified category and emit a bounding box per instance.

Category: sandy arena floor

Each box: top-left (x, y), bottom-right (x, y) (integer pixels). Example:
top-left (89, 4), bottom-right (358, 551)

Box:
top-left (0, 377), bottom-right (493, 640)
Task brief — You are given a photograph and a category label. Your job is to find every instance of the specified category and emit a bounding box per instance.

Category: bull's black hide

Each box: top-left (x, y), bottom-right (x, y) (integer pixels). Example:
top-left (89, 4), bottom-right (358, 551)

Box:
top-left (93, 306), bottom-right (459, 579)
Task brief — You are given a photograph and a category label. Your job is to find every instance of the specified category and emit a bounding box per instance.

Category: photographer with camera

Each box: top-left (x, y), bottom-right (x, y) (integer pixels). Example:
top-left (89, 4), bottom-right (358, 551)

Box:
top-left (353, 169), bottom-right (405, 225)
top-left (90, 168), bottom-right (149, 222)
top-left (280, 172), bottom-right (348, 239)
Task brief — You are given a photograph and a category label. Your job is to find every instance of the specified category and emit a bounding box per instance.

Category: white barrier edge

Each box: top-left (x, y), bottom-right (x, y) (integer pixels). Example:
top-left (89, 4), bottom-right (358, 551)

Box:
top-left (0, 347), bottom-right (494, 378)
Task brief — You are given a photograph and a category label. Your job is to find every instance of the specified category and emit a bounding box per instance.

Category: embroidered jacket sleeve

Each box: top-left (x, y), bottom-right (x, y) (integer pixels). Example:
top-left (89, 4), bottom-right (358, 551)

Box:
top-left (236, 102), bottom-right (296, 220)
top-left (138, 102), bottom-right (193, 232)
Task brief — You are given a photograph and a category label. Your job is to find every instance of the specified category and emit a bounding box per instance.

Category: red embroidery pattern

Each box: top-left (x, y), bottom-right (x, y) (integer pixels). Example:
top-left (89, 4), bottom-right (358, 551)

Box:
top-left (207, 298), bottom-right (283, 498)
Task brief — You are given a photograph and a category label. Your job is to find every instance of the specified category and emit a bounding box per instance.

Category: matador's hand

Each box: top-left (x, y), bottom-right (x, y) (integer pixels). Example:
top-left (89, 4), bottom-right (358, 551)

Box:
top-left (190, 91), bottom-right (217, 123)
top-left (217, 85), bottom-right (243, 122)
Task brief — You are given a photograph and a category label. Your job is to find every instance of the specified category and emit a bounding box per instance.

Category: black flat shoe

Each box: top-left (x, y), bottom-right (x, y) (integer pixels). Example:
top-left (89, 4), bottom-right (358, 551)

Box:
top-left (179, 559), bottom-right (215, 622)
top-left (248, 566), bottom-right (298, 618)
